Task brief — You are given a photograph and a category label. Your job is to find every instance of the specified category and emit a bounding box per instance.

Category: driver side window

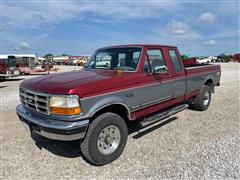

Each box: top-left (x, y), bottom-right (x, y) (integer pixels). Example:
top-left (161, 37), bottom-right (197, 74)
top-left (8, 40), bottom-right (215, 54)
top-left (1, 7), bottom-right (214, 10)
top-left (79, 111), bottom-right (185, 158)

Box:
top-left (142, 49), bottom-right (167, 73)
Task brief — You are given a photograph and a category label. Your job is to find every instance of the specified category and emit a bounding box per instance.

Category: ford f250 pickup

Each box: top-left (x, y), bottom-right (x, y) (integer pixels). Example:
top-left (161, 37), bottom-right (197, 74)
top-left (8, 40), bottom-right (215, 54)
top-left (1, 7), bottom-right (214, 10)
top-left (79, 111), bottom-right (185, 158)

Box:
top-left (16, 44), bottom-right (221, 165)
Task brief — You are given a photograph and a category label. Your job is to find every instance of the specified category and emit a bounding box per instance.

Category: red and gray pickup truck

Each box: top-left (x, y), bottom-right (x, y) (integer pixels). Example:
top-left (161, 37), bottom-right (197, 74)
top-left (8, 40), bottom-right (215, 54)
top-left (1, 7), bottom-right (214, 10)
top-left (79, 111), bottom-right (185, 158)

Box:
top-left (16, 44), bottom-right (221, 165)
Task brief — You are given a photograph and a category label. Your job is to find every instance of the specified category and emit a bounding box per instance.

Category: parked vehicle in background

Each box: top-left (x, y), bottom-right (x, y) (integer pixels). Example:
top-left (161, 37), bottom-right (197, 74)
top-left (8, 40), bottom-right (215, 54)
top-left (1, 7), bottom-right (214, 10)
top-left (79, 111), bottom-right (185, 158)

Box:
top-left (196, 56), bottom-right (211, 64)
top-left (95, 55), bottom-right (111, 67)
top-left (63, 59), bottom-right (68, 65)
top-left (95, 59), bottom-right (111, 67)
top-left (53, 56), bottom-right (69, 65)
top-left (216, 54), bottom-right (233, 63)
top-left (76, 58), bottom-right (87, 66)
top-left (233, 53), bottom-right (240, 62)
top-left (182, 57), bottom-right (198, 66)
top-left (68, 57), bottom-right (78, 66)
top-left (208, 56), bottom-right (217, 63)
top-left (51, 55), bottom-right (90, 66)
top-left (17, 44), bottom-right (221, 165)
top-left (38, 57), bottom-right (46, 64)
top-left (41, 60), bottom-right (53, 69)
top-left (0, 55), bottom-right (20, 78)
top-left (76, 57), bottom-right (88, 66)
top-left (69, 56), bottom-right (90, 66)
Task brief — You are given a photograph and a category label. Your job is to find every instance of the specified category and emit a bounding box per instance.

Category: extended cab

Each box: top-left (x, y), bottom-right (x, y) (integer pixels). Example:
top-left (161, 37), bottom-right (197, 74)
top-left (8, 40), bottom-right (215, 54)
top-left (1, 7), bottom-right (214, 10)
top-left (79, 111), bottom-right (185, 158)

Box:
top-left (16, 44), bottom-right (221, 165)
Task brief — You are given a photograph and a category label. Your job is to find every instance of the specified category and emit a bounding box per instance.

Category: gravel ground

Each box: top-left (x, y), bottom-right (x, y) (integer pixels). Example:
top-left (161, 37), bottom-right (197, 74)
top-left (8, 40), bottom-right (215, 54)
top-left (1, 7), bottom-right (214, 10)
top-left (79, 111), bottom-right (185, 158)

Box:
top-left (0, 63), bottom-right (239, 179)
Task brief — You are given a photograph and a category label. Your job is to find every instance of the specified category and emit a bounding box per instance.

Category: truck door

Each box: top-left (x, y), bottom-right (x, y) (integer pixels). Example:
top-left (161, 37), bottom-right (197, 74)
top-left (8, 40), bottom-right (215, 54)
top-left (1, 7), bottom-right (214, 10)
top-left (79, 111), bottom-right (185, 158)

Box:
top-left (167, 48), bottom-right (186, 97)
top-left (138, 48), bottom-right (174, 108)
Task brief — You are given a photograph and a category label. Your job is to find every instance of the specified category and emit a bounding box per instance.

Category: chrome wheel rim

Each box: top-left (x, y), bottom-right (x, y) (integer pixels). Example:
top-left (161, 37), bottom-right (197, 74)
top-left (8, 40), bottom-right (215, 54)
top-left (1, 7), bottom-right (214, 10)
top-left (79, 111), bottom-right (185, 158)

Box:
top-left (97, 125), bottom-right (121, 155)
top-left (203, 91), bottom-right (210, 106)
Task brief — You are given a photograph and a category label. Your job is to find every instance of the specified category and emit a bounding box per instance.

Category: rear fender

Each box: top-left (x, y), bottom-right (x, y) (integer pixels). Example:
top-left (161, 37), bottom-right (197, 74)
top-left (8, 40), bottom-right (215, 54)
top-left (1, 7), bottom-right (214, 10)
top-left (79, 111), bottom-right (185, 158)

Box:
top-left (203, 75), bottom-right (214, 93)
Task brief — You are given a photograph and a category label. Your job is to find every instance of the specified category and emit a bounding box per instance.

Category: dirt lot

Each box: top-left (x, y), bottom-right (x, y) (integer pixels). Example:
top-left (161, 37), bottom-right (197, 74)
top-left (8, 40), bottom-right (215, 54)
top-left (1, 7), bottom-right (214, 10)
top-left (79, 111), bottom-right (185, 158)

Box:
top-left (0, 63), bottom-right (239, 179)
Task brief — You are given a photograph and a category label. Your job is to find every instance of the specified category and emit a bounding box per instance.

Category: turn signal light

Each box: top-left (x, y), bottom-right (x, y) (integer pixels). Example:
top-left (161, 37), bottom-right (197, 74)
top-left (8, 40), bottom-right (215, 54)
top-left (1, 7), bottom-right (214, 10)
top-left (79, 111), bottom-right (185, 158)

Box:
top-left (50, 107), bottom-right (81, 115)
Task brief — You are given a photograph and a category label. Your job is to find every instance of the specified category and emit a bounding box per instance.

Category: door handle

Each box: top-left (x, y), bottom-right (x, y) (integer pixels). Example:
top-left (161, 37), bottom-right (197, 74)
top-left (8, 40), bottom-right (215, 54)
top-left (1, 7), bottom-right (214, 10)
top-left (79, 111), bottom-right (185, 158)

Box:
top-left (165, 74), bottom-right (172, 78)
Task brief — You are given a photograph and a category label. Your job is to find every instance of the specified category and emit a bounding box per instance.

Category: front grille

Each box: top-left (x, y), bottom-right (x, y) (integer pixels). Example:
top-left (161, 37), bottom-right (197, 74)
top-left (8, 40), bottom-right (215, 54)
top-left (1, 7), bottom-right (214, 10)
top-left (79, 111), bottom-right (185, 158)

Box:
top-left (20, 88), bottom-right (49, 115)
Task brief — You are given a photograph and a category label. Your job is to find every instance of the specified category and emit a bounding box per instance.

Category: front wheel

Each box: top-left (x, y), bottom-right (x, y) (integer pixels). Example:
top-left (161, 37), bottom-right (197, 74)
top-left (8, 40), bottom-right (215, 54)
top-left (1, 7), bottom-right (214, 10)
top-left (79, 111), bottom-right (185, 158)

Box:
top-left (80, 112), bottom-right (128, 166)
top-left (190, 85), bottom-right (211, 111)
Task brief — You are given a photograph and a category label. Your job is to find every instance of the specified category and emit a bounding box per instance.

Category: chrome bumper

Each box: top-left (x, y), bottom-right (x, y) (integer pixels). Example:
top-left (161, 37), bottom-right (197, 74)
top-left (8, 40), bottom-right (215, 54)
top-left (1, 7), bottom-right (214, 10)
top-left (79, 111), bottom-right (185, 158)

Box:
top-left (16, 104), bottom-right (89, 141)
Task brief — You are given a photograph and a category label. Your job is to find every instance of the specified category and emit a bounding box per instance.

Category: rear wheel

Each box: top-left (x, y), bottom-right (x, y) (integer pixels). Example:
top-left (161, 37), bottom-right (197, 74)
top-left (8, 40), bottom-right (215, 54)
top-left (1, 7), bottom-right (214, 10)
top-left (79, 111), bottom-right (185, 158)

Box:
top-left (80, 112), bottom-right (128, 166)
top-left (191, 85), bottom-right (211, 111)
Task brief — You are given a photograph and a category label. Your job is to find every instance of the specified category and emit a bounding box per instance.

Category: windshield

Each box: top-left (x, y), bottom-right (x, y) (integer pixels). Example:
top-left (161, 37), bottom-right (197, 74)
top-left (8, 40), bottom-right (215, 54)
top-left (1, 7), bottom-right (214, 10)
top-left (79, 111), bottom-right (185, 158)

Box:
top-left (85, 47), bottom-right (141, 71)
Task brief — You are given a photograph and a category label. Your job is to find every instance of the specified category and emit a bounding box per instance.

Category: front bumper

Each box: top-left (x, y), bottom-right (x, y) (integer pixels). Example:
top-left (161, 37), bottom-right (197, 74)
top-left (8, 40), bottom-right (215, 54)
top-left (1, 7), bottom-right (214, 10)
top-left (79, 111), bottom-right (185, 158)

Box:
top-left (16, 104), bottom-right (89, 141)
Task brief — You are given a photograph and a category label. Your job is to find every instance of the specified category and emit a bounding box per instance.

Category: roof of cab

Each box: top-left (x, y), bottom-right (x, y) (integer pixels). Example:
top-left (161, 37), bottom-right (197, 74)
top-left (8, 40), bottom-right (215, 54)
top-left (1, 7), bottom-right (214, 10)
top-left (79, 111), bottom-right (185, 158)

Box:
top-left (99, 44), bottom-right (177, 49)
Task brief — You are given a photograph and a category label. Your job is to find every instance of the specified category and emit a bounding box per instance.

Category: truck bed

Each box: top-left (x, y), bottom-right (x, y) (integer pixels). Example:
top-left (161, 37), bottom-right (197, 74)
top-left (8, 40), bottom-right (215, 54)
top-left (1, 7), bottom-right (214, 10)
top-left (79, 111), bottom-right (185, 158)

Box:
top-left (185, 64), bottom-right (221, 93)
top-left (185, 63), bottom-right (221, 75)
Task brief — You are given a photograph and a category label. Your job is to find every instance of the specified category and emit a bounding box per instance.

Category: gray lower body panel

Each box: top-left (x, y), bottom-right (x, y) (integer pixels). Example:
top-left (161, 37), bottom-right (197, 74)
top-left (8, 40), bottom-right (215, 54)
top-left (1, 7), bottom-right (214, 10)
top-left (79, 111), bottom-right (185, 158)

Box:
top-left (16, 104), bottom-right (89, 141)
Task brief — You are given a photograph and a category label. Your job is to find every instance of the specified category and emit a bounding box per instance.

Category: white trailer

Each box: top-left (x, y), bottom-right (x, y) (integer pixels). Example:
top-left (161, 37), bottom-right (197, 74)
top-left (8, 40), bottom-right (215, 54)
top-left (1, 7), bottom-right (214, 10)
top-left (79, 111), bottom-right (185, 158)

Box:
top-left (52, 56), bottom-right (69, 65)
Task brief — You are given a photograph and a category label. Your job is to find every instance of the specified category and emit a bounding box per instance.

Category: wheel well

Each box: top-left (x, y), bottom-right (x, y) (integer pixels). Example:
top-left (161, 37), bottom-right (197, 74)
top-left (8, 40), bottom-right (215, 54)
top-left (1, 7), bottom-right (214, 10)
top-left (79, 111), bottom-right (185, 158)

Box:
top-left (91, 104), bottom-right (130, 122)
top-left (205, 79), bottom-right (213, 85)
top-left (204, 79), bottom-right (214, 93)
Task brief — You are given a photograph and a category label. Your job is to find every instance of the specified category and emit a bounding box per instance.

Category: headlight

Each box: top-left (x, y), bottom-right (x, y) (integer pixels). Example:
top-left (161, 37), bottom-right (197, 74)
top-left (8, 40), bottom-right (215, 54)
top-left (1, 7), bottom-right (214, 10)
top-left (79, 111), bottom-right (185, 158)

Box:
top-left (50, 95), bottom-right (81, 115)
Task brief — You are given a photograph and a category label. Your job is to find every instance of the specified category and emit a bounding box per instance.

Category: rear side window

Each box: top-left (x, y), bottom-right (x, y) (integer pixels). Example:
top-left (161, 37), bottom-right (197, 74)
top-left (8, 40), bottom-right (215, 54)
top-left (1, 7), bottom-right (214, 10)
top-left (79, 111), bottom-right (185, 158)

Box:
top-left (168, 49), bottom-right (182, 71)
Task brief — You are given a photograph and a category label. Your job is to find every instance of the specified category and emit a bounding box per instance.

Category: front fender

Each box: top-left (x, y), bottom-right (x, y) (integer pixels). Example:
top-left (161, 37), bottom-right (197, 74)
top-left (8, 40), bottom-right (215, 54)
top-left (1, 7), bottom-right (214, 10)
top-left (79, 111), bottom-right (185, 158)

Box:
top-left (80, 95), bottom-right (130, 119)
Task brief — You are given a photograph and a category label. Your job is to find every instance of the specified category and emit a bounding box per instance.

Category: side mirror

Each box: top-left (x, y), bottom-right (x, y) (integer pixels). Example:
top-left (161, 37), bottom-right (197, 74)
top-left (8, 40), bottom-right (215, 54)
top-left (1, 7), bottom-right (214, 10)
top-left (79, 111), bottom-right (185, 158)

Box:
top-left (153, 65), bottom-right (168, 74)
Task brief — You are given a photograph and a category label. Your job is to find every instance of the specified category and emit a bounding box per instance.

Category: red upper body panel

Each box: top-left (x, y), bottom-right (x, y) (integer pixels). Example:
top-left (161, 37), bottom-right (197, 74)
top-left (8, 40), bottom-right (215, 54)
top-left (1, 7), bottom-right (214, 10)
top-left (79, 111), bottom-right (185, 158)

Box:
top-left (21, 69), bottom-right (142, 97)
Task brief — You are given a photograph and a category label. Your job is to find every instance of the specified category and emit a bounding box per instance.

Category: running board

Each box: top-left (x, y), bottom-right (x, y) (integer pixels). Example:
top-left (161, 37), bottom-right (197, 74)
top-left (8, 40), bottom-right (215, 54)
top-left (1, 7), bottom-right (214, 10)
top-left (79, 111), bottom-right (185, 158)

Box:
top-left (140, 104), bottom-right (189, 128)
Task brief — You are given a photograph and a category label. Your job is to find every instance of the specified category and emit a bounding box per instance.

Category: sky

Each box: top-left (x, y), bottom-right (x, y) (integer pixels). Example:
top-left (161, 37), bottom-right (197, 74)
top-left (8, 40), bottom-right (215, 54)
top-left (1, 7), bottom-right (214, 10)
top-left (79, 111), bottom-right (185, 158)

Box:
top-left (1, 0), bottom-right (239, 57)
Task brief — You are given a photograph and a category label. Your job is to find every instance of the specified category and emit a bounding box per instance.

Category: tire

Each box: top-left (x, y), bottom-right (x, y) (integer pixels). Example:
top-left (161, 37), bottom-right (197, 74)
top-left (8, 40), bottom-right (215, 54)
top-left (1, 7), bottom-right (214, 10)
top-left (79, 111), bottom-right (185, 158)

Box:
top-left (13, 69), bottom-right (21, 75)
top-left (80, 112), bottom-right (128, 166)
top-left (191, 85), bottom-right (211, 111)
